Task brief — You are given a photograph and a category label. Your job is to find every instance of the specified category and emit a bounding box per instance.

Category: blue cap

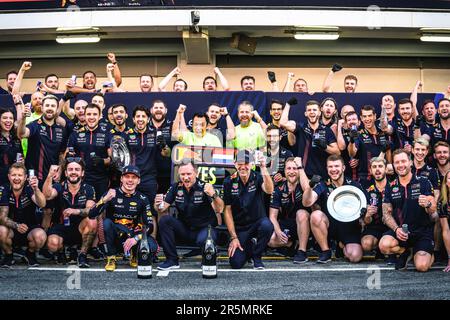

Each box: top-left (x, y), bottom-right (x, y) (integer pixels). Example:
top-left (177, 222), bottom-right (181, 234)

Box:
top-left (122, 165), bottom-right (140, 178)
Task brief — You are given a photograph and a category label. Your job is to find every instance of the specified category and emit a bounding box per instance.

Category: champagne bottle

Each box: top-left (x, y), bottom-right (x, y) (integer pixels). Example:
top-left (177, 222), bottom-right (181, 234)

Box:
top-left (137, 227), bottom-right (152, 279)
top-left (202, 225), bottom-right (217, 279)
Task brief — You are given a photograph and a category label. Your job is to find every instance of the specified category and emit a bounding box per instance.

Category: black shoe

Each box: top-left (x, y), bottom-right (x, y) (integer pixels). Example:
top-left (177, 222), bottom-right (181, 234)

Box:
top-left (25, 250), bottom-right (40, 267)
top-left (293, 250), bottom-right (308, 264)
top-left (87, 247), bottom-right (104, 261)
top-left (317, 250), bottom-right (332, 264)
top-left (385, 254), bottom-right (397, 265)
top-left (68, 247), bottom-right (78, 264)
top-left (13, 247), bottom-right (26, 259)
top-left (77, 253), bottom-right (90, 268)
top-left (0, 254), bottom-right (14, 268)
top-left (395, 249), bottom-right (412, 270)
top-left (375, 249), bottom-right (385, 260)
top-left (334, 245), bottom-right (344, 259)
top-left (56, 251), bottom-right (67, 265)
top-left (182, 248), bottom-right (202, 258)
top-left (39, 248), bottom-right (54, 261)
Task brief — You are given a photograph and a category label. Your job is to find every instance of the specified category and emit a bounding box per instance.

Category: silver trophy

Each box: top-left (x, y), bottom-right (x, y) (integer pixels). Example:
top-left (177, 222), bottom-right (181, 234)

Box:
top-left (110, 136), bottom-right (130, 172)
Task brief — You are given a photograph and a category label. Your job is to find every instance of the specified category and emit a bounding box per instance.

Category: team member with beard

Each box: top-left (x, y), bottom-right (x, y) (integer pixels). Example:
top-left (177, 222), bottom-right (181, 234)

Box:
top-left (44, 161), bottom-right (97, 268)
top-left (337, 111), bottom-right (360, 180)
top-left (411, 138), bottom-right (440, 200)
top-left (303, 155), bottom-right (366, 264)
top-left (268, 157), bottom-right (311, 264)
top-left (229, 101), bottom-right (266, 151)
top-left (0, 163), bottom-right (46, 268)
top-left (126, 106), bottom-right (170, 223)
top-left (267, 100), bottom-right (295, 151)
top-left (202, 67), bottom-right (230, 91)
top-left (148, 100), bottom-right (175, 193)
top-left (139, 74), bottom-right (153, 92)
top-left (17, 95), bottom-right (68, 182)
top-left (348, 105), bottom-right (391, 182)
top-left (155, 160), bottom-right (223, 270)
top-left (320, 97), bottom-right (338, 136)
top-left (205, 103), bottom-right (236, 146)
top-left (414, 100), bottom-right (437, 139)
top-left (240, 76), bottom-right (255, 91)
top-left (380, 149), bottom-right (437, 272)
top-left (434, 142), bottom-right (450, 186)
top-left (158, 67), bottom-right (188, 92)
top-left (421, 99), bottom-right (450, 147)
top-left (360, 158), bottom-right (391, 260)
top-left (389, 98), bottom-right (417, 153)
top-left (265, 125), bottom-right (293, 185)
top-left (0, 70), bottom-right (16, 95)
top-left (280, 100), bottom-right (340, 179)
top-left (110, 104), bottom-right (131, 139)
top-left (322, 64), bottom-right (358, 93)
top-left (67, 104), bottom-right (112, 198)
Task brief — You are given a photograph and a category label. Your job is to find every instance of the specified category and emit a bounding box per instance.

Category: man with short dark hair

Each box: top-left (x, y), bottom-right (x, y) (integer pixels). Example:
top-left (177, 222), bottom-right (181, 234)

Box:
top-left (0, 70), bottom-right (17, 94)
top-left (240, 76), bottom-right (255, 91)
top-left (202, 67), bottom-right (230, 91)
top-left (109, 104), bottom-right (131, 138)
top-left (139, 74), bottom-right (153, 93)
top-left (303, 155), bottom-right (366, 264)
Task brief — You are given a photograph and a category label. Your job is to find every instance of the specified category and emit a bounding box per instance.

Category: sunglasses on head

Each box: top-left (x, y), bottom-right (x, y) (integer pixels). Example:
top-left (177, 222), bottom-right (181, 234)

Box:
top-left (66, 157), bottom-right (82, 164)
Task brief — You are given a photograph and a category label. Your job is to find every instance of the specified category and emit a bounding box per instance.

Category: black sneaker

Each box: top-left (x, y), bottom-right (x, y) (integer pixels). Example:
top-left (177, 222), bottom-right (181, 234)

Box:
top-left (293, 250), bottom-right (309, 264)
top-left (375, 249), bottom-right (385, 260)
top-left (385, 254), bottom-right (397, 266)
top-left (56, 251), bottom-right (67, 265)
top-left (317, 250), bottom-right (332, 264)
top-left (25, 250), bottom-right (40, 267)
top-left (0, 254), bottom-right (15, 268)
top-left (68, 247), bottom-right (78, 264)
top-left (334, 245), bottom-right (344, 259)
top-left (88, 247), bottom-right (104, 261)
top-left (13, 247), bottom-right (26, 259)
top-left (182, 248), bottom-right (202, 258)
top-left (77, 253), bottom-right (90, 268)
top-left (39, 248), bottom-right (54, 261)
top-left (252, 257), bottom-right (265, 270)
top-left (395, 249), bottom-right (412, 270)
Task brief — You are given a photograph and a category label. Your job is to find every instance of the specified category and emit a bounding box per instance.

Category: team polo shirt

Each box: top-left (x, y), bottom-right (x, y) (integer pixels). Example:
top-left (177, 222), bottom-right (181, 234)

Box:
top-left (230, 121), bottom-right (266, 151)
top-left (223, 171), bottom-right (267, 227)
top-left (21, 112), bottom-right (42, 158)
top-left (295, 122), bottom-right (336, 178)
top-left (149, 119), bottom-right (174, 178)
top-left (391, 117), bottom-right (414, 150)
top-left (360, 178), bottom-right (389, 229)
top-left (26, 118), bottom-right (68, 181)
top-left (67, 125), bottom-right (112, 182)
top-left (383, 175), bottom-right (434, 233)
top-left (412, 164), bottom-right (440, 190)
top-left (353, 127), bottom-right (389, 182)
top-left (270, 181), bottom-right (305, 220)
top-left (181, 131), bottom-right (222, 147)
top-left (125, 127), bottom-right (158, 184)
top-left (164, 179), bottom-right (217, 229)
top-left (0, 135), bottom-right (22, 185)
top-left (52, 182), bottom-right (96, 225)
top-left (0, 184), bottom-right (38, 227)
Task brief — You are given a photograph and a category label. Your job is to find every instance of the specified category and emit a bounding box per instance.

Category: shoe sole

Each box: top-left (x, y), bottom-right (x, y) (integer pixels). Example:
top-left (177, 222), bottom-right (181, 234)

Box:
top-left (316, 259), bottom-right (331, 264)
top-left (78, 263), bottom-right (90, 269)
top-left (157, 265), bottom-right (180, 271)
top-left (293, 258), bottom-right (309, 264)
top-left (0, 265), bottom-right (12, 269)
top-left (253, 266), bottom-right (265, 270)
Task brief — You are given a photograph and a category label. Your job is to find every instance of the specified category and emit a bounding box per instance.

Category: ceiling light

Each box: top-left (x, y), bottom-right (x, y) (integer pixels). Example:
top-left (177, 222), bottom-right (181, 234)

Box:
top-left (294, 32), bottom-right (340, 40)
top-left (56, 34), bottom-right (100, 44)
top-left (420, 33), bottom-right (450, 42)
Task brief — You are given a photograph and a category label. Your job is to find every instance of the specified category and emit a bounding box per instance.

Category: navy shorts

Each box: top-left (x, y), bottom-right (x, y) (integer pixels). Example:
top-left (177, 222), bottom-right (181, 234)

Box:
top-left (328, 215), bottom-right (362, 245)
top-left (278, 219), bottom-right (299, 240)
top-left (47, 221), bottom-right (82, 246)
top-left (13, 225), bottom-right (42, 247)
top-left (383, 229), bottom-right (434, 255)
top-left (362, 225), bottom-right (389, 240)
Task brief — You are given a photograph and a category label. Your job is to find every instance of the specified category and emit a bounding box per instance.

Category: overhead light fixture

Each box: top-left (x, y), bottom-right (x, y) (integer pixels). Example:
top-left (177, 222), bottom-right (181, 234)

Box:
top-left (56, 26), bottom-right (99, 32)
top-left (56, 34), bottom-right (100, 44)
top-left (419, 28), bottom-right (450, 42)
top-left (294, 32), bottom-right (340, 40)
top-left (420, 33), bottom-right (450, 42)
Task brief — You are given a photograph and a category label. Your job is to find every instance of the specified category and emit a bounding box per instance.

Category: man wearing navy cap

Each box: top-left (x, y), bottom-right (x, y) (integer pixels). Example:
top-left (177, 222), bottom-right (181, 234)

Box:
top-left (223, 150), bottom-right (274, 270)
top-left (89, 165), bottom-right (158, 272)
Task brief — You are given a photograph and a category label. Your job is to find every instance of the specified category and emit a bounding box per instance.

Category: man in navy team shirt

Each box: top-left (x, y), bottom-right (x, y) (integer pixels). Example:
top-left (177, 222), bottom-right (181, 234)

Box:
top-left (280, 99), bottom-right (340, 179)
top-left (17, 95), bottom-right (68, 182)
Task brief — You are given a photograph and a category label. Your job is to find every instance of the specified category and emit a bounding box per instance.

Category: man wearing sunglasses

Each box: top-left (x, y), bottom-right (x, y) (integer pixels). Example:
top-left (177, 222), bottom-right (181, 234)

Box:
top-left (88, 165), bottom-right (157, 272)
top-left (43, 160), bottom-right (97, 268)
